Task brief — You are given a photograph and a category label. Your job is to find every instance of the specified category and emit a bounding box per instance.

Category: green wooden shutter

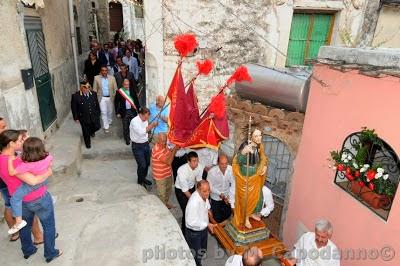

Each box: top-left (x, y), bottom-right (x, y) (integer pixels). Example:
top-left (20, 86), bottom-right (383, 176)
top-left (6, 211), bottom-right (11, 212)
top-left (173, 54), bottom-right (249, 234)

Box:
top-left (308, 14), bottom-right (332, 61)
top-left (286, 14), bottom-right (310, 66)
top-left (286, 13), bottom-right (332, 66)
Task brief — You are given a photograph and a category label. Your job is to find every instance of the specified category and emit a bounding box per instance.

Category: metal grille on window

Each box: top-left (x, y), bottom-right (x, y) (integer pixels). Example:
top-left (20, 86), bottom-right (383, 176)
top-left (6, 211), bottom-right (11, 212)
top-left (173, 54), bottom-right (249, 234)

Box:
top-left (263, 135), bottom-right (293, 202)
top-left (334, 132), bottom-right (400, 221)
top-left (26, 31), bottom-right (49, 79)
top-left (263, 135), bottom-right (293, 237)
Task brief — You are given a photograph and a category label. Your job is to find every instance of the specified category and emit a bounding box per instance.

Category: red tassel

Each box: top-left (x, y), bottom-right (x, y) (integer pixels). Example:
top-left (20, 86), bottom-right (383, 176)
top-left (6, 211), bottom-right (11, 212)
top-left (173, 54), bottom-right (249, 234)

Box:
top-left (209, 94), bottom-right (226, 119)
top-left (226, 65), bottom-right (252, 86)
top-left (196, 59), bottom-right (214, 76)
top-left (174, 34), bottom-right (198, 58)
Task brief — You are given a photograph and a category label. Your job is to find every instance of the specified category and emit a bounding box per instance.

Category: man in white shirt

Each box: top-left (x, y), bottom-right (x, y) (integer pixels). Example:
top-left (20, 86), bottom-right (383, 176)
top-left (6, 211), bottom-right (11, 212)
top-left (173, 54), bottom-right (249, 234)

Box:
top-left (285, 219), bottom-right (340, 266)
top-left (185, 180), bottom-right (216, 266)
top-left (129, 107), bottom-right (158, 187)
top-left (194, 147), bottom-right (218, 179)
top-left (175, 151), bottom-right (204, 232)
top-left (208, 154), bottom-right (234, 224)
top-left (171, 146), bottom-right (188, 182)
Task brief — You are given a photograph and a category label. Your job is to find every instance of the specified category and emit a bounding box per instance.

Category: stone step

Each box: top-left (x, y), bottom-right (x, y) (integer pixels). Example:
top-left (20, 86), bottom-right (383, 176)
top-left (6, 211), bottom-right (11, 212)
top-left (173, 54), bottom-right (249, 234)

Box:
top-left (47, 115), bottom-right (82, 179)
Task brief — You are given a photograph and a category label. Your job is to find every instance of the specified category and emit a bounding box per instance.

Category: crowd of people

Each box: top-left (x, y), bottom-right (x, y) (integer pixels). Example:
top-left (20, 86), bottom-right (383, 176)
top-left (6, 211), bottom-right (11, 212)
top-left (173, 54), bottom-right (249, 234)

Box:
top-left (0, 37), bottom-right (340, 266)
top-left (70, 40), bottom-right (335, 265)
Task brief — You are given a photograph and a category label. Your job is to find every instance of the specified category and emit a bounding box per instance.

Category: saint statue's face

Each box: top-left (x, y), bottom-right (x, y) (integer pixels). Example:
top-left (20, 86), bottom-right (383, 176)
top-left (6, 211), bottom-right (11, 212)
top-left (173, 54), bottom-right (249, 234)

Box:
top-left (251, 129), bottom-right (262, 145)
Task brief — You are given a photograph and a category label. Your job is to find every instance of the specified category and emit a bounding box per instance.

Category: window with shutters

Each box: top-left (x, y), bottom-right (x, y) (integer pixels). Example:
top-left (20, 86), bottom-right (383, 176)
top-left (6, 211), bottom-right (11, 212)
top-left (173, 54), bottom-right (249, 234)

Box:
top-left (286, 12), bottom-right (335, 67)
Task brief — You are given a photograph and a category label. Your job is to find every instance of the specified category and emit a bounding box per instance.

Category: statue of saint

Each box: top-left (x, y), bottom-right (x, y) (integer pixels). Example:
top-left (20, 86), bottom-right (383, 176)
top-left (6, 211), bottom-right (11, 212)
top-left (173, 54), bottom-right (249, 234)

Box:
top-left (232, 129), bottom-right (268, 229)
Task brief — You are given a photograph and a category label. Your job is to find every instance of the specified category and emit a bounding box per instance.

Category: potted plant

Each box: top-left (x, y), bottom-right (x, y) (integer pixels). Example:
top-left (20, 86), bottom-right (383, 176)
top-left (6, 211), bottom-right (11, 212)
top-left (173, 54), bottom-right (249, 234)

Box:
top-left (329, 128), bottom-right (396, 209)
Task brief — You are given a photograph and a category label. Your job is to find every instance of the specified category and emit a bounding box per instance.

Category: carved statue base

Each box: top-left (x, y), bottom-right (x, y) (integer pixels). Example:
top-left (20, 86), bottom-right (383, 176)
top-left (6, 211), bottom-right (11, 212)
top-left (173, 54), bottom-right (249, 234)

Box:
top-left (212, 218), bottom-right (287, 257)
top-left (225, 219), bottom-right (270, 246)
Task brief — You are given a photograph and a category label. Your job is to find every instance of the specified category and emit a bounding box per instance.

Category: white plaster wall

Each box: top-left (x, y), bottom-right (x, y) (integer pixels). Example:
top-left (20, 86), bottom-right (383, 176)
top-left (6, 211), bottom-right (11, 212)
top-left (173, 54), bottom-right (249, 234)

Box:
top-left (143, 0), bottom-right (164, 106)
top-left (373, 6), bottom-right (400, 48)
top-left (121, 0), bottom-right (133, 38)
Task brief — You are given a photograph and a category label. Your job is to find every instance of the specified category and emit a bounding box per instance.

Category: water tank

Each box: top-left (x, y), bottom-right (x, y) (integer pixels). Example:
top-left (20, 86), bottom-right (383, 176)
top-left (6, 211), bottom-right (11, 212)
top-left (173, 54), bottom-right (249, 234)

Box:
top-left (235, 63), bottom-right (311, 113)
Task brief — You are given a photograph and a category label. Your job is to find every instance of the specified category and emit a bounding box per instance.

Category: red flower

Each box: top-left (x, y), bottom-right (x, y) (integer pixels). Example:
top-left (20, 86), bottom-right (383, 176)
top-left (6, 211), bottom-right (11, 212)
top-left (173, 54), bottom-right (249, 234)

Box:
top-left (354, 170), bottom-right (361, 178)
top-left (366, 170), bottom-right (376, 180)
top-left (346, 167), bottom-right (352, 175)
top-left (358, 181), bottom-right (366, 187)
top-left (368, 183), bottom-right (375, 191)
top-left (345, 174), bottom-right (354, 181)
top-left (337, 164), bottom-right (345, 171)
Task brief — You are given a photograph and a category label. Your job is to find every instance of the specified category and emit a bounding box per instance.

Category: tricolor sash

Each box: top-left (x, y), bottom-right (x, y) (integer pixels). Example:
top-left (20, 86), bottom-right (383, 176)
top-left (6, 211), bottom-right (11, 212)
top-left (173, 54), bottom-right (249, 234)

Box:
top-left (117, 88), bottom-right (137, 111)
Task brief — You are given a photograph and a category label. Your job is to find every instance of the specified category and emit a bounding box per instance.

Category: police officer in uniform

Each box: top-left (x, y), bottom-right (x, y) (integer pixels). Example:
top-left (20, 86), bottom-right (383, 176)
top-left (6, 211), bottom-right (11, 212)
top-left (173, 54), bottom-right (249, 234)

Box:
top-left (71, 81), bottom-right (101, 148)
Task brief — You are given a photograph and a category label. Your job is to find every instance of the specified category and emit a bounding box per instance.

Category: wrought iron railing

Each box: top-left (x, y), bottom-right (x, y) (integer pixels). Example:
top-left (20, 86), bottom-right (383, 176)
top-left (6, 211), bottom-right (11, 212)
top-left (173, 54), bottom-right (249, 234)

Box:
top-left (334, 132), bottom-right (400, 221)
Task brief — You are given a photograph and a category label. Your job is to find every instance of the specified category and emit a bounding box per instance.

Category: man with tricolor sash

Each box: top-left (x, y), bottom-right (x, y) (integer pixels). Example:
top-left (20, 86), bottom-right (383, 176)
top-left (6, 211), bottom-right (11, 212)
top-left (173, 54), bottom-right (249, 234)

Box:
top-left (115, 79), bottom-right (140, 145)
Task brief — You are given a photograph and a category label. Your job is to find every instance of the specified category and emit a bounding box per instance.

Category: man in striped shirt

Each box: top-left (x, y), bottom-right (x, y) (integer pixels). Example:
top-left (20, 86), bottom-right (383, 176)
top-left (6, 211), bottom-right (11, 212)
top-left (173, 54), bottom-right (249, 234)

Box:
top-left (151, 133), bottom-right (179, 209)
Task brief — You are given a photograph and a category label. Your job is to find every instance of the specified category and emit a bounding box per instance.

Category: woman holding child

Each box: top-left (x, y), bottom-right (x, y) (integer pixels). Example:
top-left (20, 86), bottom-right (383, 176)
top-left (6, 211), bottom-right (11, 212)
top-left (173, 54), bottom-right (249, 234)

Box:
top-left (0, 130), bottom-right (62, 262)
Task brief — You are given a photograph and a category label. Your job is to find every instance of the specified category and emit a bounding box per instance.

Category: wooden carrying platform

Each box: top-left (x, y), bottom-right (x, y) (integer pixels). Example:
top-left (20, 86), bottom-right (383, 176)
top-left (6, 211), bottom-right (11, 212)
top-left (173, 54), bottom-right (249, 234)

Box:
top-left (213, 220), bottom-right (287, 257)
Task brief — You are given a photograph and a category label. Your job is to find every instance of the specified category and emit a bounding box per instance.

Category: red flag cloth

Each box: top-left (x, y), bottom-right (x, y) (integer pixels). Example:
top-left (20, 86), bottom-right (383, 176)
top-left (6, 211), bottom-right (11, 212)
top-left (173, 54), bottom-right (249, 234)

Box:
top-left (202, 93), bottom-right (229, 139)
top-left (184, 94), bottom-right (229, 150)
top-left (167, 66), bottom-right (201, 146)
top-left (186, 82), bottom-right (201, 129)
top-left (184, 118), bottom-right (228, 150)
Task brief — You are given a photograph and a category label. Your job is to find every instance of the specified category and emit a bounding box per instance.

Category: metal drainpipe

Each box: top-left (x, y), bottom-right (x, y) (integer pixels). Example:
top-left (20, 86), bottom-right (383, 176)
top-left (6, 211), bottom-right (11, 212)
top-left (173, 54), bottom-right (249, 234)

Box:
top-left (68, 0), bottom-right (80, 90)
top-left (94, 11), bottom-right (99, 40)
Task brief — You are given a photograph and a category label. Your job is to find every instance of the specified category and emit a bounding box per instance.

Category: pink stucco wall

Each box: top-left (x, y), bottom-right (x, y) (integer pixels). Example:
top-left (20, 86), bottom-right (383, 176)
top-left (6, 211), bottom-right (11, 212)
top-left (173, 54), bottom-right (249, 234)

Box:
top-left (283, 64), bottom-right (400, 265)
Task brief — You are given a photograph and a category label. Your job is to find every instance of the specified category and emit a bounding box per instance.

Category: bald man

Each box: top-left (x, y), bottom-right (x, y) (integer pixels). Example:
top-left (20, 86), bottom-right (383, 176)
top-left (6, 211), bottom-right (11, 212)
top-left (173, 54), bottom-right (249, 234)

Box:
top-left (225, 247), bottom-right (263, 266)
top-left (149, 95), bottom-right (169, 136)
top-left (207, 154), bottom-right (234, 224)
top-left (185, 180), bottom-right (217, 266)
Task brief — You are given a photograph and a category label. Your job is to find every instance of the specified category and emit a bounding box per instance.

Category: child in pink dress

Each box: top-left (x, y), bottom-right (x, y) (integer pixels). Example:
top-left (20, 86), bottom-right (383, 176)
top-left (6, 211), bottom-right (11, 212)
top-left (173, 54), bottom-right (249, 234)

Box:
top-left (7, 137), bottom-right (52, 234)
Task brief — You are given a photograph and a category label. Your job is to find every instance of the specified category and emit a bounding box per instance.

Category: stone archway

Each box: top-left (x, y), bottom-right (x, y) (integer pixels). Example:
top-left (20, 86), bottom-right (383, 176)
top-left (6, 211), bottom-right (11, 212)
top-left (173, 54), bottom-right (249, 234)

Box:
top-left (226, 94), bottom-right (305, 238)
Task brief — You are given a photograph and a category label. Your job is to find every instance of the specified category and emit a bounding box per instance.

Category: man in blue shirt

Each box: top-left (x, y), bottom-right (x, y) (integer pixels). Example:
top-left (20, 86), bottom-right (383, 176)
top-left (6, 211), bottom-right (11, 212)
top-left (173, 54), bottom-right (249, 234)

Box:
top-left (149, 95), bottom-right (169, 136)
top-left (93, 66), bottom-right (118, 133)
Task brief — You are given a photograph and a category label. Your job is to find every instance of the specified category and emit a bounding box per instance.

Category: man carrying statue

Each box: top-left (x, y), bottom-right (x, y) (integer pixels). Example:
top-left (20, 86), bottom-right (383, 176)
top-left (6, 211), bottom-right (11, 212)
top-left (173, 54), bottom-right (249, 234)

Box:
top-left (232, 128), bottom-right (268, 229)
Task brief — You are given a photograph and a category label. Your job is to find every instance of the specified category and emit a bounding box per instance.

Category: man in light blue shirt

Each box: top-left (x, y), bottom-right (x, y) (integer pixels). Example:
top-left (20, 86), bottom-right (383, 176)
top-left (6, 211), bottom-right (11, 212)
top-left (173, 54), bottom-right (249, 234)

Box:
top-left (93, 66), bottom-right (118, 132)
top-left (149, 95), bottom-right (169, 135)
top-left (101, 76), bottom-right (109, 97)
top-left (122, 49), bottom-right (139, 81)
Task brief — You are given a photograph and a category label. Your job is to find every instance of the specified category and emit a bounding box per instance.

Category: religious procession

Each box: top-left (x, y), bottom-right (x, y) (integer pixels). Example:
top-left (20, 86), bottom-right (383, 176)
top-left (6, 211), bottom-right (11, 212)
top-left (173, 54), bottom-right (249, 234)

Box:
top-left (1, 1), bottom-right (400, 266)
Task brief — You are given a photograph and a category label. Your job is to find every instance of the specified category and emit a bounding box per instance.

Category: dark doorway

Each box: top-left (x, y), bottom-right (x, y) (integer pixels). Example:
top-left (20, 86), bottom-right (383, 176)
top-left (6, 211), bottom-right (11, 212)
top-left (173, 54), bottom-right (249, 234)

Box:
top-left (109, 2), bottom-right (123, 32)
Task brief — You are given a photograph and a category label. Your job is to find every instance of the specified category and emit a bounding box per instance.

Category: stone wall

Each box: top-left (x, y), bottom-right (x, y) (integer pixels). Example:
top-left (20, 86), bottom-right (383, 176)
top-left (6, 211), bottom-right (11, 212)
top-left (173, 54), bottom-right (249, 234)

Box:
top-left (96, 0), bottom-right (111, 43)
top-left (226, 94), bottom-right (304, 156)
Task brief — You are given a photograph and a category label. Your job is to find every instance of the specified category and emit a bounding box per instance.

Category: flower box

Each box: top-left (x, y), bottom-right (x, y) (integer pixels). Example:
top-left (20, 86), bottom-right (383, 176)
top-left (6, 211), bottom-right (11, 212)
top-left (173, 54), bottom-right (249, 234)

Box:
top-left (350, 181), bottom-right (391, 209)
